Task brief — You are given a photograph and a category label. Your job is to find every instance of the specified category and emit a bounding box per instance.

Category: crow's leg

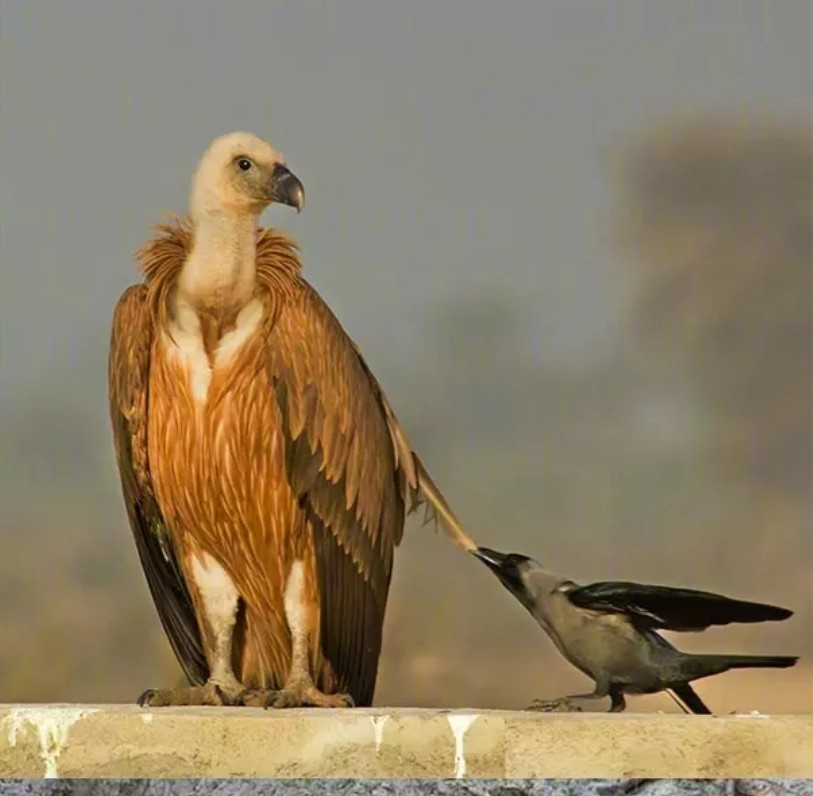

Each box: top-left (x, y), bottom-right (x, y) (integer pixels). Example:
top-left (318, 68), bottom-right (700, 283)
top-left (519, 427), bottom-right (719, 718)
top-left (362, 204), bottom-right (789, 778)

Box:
top-left (608, 685), bottom-right (627, 712)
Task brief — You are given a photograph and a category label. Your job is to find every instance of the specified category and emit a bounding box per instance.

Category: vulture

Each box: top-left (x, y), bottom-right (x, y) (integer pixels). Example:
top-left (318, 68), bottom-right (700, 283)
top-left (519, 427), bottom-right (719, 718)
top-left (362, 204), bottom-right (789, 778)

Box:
top-left (109, 131), bottom-right (476, 709)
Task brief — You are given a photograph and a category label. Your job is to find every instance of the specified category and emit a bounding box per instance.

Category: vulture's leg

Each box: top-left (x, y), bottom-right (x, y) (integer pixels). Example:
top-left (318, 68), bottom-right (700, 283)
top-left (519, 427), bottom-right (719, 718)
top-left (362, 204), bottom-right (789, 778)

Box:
top-left (139, 552), bottom-right (245, 708)
top-left (239, 559), bottom-right (354, 709)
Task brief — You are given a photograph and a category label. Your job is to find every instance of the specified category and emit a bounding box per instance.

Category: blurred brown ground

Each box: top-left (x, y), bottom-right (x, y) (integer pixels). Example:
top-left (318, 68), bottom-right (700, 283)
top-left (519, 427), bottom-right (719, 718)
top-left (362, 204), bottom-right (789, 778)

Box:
top-left (1, 117), bottom-right (810, 713)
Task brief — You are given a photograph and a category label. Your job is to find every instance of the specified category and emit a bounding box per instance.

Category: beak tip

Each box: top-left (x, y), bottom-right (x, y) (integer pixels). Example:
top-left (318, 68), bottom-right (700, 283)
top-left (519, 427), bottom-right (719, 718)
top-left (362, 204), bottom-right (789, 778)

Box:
top-left (471, 546), bottom-right (490, 561)
top-left (271, 163), bottom-right (305, 213)
top-left (291, 183), bottom-right (305, 213)
top-left (472, 546), bottom-right (505, 569)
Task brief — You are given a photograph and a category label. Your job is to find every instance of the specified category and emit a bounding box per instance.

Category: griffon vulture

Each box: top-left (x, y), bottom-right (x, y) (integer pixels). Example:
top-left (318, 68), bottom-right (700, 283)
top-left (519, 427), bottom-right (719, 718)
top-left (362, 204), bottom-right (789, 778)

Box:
top-left (109, 131), bottom-right (476, 708)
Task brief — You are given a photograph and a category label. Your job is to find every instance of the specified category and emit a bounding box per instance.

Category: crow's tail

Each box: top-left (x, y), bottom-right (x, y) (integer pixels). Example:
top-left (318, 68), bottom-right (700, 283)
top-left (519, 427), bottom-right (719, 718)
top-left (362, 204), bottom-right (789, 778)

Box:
top-left (687, 654), bottom-right (798, 680)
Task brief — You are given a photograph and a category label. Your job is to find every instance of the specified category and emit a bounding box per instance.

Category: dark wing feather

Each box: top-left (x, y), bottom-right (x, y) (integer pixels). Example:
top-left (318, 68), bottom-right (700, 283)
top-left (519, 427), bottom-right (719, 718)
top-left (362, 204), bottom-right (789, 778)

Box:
top-left (566, 580), bottom-right (793, 632)
top-left (670, 684), bottom-right (711, 714)
top-left (109, 285), bottom-right (208, 685)
top-left (265, 284), bottom-right (408, 706)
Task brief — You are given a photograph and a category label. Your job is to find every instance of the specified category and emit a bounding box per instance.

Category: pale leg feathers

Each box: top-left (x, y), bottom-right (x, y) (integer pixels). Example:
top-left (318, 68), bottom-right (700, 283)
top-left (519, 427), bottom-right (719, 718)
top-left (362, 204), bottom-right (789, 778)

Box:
top-left (239, 559), bottom-right (354, 709)
top-left (138, 551), bottom-right (246, 708)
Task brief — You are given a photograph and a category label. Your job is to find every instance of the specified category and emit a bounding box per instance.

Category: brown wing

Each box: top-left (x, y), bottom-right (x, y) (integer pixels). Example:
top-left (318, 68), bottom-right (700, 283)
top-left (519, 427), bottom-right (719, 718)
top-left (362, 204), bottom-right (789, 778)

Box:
top-left (265, 283), bottom-right (421, 706)
top-left (109, 285), bottom-right (208, 685)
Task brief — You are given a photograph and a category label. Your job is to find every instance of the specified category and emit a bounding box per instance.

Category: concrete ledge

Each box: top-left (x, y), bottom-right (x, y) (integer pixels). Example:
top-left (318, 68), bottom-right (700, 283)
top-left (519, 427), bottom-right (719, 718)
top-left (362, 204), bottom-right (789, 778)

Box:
top-left (1, 705), bottom-right (811, 779)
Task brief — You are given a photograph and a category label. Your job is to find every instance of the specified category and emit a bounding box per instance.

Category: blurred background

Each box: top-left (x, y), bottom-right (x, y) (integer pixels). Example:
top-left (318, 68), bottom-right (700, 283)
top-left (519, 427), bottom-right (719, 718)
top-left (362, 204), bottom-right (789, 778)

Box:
top-left (0, 1), bottom-right (810, 714)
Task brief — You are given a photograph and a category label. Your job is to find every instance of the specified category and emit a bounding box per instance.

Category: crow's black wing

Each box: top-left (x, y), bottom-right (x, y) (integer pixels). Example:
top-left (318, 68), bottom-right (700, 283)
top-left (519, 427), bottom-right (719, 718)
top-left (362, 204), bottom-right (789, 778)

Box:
top-left (566, 581), bottom-right (792, 632)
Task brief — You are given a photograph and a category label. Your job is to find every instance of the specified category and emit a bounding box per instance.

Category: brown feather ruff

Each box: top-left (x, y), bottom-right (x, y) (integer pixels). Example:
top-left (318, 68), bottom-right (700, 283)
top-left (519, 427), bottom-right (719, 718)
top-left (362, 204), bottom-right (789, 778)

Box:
top-left (136, 215), bottom-right (304, 333)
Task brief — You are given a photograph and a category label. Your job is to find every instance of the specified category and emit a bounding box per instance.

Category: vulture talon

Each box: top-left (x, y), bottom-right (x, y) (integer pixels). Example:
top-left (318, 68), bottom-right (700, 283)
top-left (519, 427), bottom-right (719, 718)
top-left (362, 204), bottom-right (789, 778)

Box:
top-left (252, 684), bottom-right (355, 709)
top-left (235, 688), bottom-right (269, 708)
top-left (136, 682), bottom-right (233, 707)
top-left (137, 688), bottom-right (159, 708)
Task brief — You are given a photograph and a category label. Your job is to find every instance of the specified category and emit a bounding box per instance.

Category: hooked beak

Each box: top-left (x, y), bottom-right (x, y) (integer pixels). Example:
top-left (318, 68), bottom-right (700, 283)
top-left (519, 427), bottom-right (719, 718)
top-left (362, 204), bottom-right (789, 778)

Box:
top-left (471, 546), bottom-right (510, 572)
top-left (270, 163), bottom-right (305, 213)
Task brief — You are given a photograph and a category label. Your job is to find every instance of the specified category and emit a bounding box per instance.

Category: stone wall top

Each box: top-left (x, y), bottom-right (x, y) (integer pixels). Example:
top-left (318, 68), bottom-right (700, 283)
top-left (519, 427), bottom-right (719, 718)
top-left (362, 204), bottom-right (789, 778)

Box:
top-left (1, 705), bottom-right (811, 779)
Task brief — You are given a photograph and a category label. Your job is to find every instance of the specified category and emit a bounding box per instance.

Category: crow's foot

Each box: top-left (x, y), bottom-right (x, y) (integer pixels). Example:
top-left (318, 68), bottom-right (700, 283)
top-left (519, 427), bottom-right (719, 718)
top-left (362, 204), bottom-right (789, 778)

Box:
top-left (526, 696), bottom-right (583, 713)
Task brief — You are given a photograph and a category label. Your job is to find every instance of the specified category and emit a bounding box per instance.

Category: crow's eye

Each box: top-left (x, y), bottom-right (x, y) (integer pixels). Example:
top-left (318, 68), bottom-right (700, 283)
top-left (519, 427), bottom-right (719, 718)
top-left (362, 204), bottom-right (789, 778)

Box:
top-left (237, 158), bottom-right (253, 172)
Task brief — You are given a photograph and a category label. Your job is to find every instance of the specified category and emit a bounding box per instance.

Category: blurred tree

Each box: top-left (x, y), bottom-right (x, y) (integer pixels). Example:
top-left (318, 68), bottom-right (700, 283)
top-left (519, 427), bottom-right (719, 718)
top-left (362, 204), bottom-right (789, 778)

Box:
top-left (616, 119), bottom-right (812, 501)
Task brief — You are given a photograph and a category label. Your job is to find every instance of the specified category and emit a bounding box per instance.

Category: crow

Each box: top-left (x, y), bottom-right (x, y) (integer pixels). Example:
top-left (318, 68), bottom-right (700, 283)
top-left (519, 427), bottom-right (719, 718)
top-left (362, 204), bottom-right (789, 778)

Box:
top-left (472, 547), bottom-right (798, 713)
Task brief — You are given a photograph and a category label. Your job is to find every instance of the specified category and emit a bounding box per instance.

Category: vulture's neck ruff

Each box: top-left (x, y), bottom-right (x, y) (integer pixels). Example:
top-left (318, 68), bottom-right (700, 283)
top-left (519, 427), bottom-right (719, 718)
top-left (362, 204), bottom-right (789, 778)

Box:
top-left (136, 218), bottom-right (303, 333)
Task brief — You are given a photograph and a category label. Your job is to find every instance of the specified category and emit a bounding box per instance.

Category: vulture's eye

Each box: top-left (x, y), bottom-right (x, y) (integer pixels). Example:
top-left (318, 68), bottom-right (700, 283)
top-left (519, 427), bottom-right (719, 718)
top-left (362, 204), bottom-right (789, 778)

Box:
top-left (237, 158), bottom-right (253, 172)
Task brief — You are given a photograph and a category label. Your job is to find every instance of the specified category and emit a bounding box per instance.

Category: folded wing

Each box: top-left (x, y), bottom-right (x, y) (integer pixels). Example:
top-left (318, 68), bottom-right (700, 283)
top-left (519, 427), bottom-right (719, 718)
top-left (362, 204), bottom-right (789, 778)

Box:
top-left (566, 580), bottom-right (793, 632)
top-left (265, 283), bottom-right (422, 705)
top-left (109, 285), bottom-right (208, 685)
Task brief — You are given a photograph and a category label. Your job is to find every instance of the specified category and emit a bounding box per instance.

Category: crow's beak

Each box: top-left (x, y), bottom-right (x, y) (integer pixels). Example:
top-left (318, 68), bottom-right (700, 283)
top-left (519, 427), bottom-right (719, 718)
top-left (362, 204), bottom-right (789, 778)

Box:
top-left (471, 546), bottom-right (510, 571)
top-left (269, 163), bottom-right (305, 213)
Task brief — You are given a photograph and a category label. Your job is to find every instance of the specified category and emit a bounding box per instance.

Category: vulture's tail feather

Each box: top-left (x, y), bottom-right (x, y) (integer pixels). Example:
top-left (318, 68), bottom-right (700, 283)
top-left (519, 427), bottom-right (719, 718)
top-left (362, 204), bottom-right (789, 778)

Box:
top-left (411, 455), bottom-right (478, 552)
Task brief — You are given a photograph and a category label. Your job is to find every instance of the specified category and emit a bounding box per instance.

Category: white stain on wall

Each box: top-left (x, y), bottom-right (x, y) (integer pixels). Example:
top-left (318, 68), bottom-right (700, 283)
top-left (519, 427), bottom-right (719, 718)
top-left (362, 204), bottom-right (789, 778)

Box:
top-left (3, 706), bottom-right (98, 778)
top-left (370, 715), bottom-right (390, 754)
top-left (446, 713), bottom-right (478, 779)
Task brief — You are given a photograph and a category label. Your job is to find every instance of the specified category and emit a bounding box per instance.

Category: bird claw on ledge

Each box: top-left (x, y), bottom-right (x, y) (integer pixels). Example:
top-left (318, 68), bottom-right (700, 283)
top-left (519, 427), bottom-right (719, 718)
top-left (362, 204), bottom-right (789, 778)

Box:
top-left (137, 682), bottom-right (232, 707)
top-left (526, 697), bottom-right (583, 713)
top-left (237, 685), bottom-right (355, 709)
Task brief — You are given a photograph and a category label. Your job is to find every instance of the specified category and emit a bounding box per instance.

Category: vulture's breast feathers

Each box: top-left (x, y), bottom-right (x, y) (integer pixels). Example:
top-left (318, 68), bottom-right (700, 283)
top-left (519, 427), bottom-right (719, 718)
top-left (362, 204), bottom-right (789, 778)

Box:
top-left (137, 217), bottom-right (304, 408)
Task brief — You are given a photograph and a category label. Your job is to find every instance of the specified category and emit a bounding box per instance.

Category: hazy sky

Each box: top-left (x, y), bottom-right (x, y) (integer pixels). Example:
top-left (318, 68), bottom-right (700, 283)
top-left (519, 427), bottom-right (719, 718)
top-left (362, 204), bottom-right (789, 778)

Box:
top-left (1, 1), bottom-right (811, 712)
top-left (0, 0), bottom-right (810, 408)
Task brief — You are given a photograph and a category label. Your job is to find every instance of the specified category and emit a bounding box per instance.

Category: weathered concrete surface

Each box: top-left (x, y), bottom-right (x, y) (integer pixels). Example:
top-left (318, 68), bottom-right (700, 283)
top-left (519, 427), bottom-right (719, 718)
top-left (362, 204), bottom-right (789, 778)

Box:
top-left (0, 705), bottom-right (811, 779)
top-left (1, 780), bottom-right (812, 796)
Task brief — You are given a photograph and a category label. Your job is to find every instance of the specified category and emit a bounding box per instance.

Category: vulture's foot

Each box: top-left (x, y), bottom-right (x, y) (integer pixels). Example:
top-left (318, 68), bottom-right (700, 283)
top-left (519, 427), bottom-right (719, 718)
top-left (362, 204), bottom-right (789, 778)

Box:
top-left (526, 697), bottom-right (583, 713)
top-left (237, 684), bottom-right (354, 709)
top-left (138, 680), bottom-right (235, 707)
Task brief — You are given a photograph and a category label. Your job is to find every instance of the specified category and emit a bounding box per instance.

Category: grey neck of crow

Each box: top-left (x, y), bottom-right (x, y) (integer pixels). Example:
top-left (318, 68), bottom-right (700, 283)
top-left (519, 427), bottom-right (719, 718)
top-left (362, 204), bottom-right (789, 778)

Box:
top-left (514, 567), bottom-right (565, 620)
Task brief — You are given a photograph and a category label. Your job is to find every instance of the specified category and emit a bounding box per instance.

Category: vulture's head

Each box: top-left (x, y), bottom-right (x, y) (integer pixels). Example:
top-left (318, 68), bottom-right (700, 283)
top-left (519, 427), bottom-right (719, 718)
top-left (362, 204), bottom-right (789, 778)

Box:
top-left (190, 131), bottom-right (304, 219)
